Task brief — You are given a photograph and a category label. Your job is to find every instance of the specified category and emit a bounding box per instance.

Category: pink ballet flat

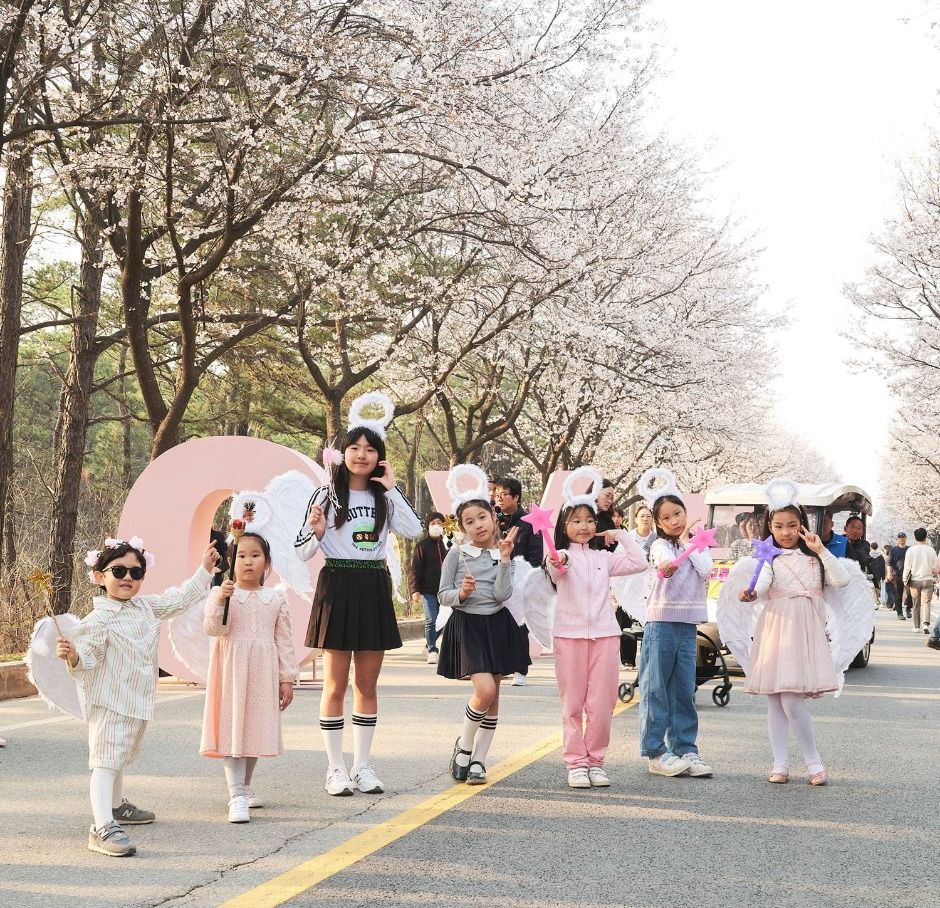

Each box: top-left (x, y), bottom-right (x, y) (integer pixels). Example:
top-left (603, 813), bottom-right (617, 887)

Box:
top-left (767, 772), bottom-right (789, 784)
top-left (808, 770), bottom-right (828, 786)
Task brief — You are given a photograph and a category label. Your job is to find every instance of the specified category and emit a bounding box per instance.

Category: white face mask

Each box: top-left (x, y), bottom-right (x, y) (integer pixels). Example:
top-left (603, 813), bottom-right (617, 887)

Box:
top-left (429, 524), bottom-right (444, 538)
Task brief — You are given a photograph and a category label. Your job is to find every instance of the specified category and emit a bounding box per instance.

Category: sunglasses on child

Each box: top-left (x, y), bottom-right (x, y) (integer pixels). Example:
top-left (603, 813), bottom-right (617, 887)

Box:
top-left (102, 565), bottom-right (146, 580)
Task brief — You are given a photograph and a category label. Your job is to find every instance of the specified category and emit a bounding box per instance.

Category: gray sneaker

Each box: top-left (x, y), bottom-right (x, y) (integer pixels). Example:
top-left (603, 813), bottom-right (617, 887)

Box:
top-left (88, 821), bottom-right (136, 857)
top-left (112, 798), bottom-right (155, 825)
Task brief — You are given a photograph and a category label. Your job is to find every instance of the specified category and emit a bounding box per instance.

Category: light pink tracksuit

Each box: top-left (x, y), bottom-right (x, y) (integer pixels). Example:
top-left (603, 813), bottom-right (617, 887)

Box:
top-left (547, 531), bottom-right (648, 768)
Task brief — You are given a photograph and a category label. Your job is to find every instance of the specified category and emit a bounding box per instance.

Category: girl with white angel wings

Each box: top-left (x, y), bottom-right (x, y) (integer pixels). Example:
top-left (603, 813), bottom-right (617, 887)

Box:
top-left (717, 479), bottom-right (875, 786)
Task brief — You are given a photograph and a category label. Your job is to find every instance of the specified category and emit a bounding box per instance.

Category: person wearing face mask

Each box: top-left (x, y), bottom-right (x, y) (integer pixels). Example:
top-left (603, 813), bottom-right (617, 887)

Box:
top-left (409, 512), bottom-right (450, 664)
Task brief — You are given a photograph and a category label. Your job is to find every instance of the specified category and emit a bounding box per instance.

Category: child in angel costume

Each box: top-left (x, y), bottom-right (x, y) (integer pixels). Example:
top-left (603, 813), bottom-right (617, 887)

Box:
top-left (545, 467), bottom-right (648, 789)
top-left (294, 392), bottom-right (423, 797)
top-left (636, 468), bottom-right (715, 779)
top-left (54, 538), bottom-right (219, 857)
top-left (200, 529), bottom-right (298, 824)
top-left (717, 479), bottom-right (874, 786)
top-left (437, 465), bottom-right (532, 786)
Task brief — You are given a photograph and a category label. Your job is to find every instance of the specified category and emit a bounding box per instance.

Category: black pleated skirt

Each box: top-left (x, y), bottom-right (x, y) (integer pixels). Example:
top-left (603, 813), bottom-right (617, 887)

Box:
top-left (437, 607), bottom-right (532, 680)
top-left (305, 563), bottom-right (403, 652)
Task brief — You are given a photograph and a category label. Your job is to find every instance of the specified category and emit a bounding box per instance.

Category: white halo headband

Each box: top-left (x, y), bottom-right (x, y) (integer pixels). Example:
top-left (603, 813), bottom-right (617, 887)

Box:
top-left (562, 466), bottom-right (605, 512)
top-left (347, 391), bottom-right (396, 440)
top-left (637, 467), bottom-right (681, 508)
top-left (446, 464), bottom-right (490, 511)
top-left (764, 478), bottom-right (801, 512)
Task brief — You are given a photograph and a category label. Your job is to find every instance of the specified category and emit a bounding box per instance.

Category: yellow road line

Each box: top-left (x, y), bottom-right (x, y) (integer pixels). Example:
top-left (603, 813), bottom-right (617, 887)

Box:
top-left (222, 698), bottom-right (637, 908)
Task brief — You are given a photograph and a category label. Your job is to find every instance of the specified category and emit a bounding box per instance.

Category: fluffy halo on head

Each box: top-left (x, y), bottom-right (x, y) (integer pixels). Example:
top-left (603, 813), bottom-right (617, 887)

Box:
top-left (764, 478), bottom-right (800, 513)
top-left (562, 466), bottom-right (605, 512)
top-left (446, 464), bottom-right (490, 511)
top-left (637, 467), bottom-right (681, 508)
top-left (347, 391), bottom-right (396, 440)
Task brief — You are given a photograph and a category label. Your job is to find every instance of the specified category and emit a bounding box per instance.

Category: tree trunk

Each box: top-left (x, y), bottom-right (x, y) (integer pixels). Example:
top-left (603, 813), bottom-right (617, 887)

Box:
top-left (47, 219), bottom-right (104, 613)
top-left (0, 114), bottom-right (32, 579)
top-left (119, 345), bottom-right (133, 489)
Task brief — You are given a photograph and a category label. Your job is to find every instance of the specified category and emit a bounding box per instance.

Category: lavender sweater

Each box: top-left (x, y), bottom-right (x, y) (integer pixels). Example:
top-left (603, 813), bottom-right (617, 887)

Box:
top-left (646, 537), bottom-right (711, 624)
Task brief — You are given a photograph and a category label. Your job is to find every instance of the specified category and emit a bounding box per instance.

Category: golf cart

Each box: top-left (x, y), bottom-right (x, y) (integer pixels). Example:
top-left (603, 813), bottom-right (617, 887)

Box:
top-left (704, 482), bottom-right (875, 669)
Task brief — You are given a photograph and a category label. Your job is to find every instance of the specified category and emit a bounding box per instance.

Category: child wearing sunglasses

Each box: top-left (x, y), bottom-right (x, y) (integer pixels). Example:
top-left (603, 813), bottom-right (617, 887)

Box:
top-left (56, 537), bottom-right (220, 857)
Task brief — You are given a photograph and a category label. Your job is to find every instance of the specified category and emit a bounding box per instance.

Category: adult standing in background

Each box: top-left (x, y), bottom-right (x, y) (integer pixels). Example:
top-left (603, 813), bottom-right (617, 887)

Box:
top-left (494, 476), bottom-right (542, 687)
top-left (629, 504), bottom-right (657, 560)
top-left (729, 513), bottom-right (756, 561)
top-left (888, 532), bottom-right (910, 619)
top-left (409, 512), bottom-right (449, 664)
top-left (902, 528), bottom-right (935, 633)
top-left (869, 542), bottom-right (886, 606)
top-left (595, 479), bottom-right (618, 552)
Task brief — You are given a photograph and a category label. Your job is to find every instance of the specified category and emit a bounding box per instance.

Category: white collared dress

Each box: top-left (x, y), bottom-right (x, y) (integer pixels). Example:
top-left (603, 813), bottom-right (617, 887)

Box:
top-left (200, 585), bottom-right (298, 759)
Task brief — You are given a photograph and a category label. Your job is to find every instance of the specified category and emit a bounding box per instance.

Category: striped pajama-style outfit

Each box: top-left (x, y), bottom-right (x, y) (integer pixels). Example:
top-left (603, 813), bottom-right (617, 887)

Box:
top-left (72, 567), bottom-right (213, 768)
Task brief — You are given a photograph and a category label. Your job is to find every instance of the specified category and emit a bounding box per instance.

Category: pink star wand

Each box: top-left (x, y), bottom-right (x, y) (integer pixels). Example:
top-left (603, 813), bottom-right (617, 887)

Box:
top-left (522, 503), bottom-right (567, 574)
top-left (657, 526), bottom-right (718, 578)
top-left (746, 537), bottom-right (783, 593)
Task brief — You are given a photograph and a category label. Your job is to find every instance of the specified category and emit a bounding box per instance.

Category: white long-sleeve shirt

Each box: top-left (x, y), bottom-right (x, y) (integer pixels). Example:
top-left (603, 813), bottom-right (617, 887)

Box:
top-left (71, 567), bottom-right (213, 720)
top-left (902, 542), bottom-right (937, 582)
top-left (294, 486), bottom-right (422, 561)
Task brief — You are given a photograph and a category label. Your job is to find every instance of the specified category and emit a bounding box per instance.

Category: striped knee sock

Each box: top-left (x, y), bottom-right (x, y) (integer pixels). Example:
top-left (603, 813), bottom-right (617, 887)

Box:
top-left (351, 713), bottom-right (377, 770)
top-left (319, 716), bottom-right (346, 771)
top-left (458, 704), bottom-right (486, 767)
top-left (472, 715), bottom-right (498, 764)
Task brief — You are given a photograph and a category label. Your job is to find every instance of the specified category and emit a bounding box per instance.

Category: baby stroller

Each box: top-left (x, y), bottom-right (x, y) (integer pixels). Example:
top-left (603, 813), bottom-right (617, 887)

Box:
top-left (618, 623), bottom-right (733, 708)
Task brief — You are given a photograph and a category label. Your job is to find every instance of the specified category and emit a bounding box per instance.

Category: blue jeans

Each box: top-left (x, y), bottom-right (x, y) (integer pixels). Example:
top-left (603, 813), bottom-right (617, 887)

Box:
top-left (638, 621), bottom-right (699, 758)
top-left (421, 593), bottom-right (441, 653)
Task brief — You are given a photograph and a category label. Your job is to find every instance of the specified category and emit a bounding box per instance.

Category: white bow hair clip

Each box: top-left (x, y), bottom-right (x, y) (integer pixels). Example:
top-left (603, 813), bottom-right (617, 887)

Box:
top-left (446, 464), bottom-right (490, 511)
top-left (764, 478), bottom-right (801, 512)
top-left (636, 467), bottom-right (681, 508)
top-left (347, 391), bottom-right (396, 440)
top-left (562, 466), bottom-right (605, 512)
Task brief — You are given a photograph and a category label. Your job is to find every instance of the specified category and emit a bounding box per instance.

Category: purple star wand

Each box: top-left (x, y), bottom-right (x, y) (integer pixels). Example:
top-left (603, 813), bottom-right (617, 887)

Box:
top-left (747, 537), bottom-right (783, 593)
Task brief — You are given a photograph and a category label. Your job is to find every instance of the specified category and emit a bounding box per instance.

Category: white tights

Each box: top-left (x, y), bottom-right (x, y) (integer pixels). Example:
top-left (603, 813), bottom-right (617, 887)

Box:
top-left (90, 768), bottom-right (124, 830)
top-left (766, 693), bottom-right (823, 775)
top-left (223, 756), bottom-right (259, 798)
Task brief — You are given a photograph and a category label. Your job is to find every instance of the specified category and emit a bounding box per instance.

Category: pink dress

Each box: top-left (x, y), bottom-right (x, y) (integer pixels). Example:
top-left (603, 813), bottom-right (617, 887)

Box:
top-left (746, 551), bottom-right (838, 697)
top-left (200, 586), bottom-right (298, 759)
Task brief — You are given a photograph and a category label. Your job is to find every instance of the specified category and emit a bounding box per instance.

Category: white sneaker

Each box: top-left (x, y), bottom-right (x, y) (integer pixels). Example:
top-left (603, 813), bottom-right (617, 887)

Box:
top-left (567, 767), bottom-right (591, 788)
top-left (912, 626), bottom-right (921, 633)
top-left (244, 786), bottom-right (263, 808)
top-left (647, 753), bottom-right (691, 777)
top-left (352, 762), bottom-right (384, 794)
top-left (426, 651), bottom-right (439, 664)
top-left (588, 767), bottom-right (610, 787)
top-left (228, 795), bottom-right (250, 823)
top-left (325, 767), bottom-right (354, 797)
top-left (681, 752), bottom-right (714, 777)
top-left (511, 673), bottom-right (528, 686)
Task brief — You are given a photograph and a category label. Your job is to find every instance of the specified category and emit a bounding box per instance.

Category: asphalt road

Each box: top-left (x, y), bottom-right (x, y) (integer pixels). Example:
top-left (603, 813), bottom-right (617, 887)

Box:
top-left (1, 607), bottom-right (937, 908)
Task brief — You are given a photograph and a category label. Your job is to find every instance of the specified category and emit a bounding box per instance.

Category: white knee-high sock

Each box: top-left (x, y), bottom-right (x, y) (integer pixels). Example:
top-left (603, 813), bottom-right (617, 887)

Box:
top-left (223, 757), bottom-right (247, 799)
top-left (111, 769), bottom-right (125, 809)
top-left (352, 713), bottom-right (377, 770)
top-left (90, 768), bottom-right (118, 830)
top-left (458, 704), bottom-right (486, 767)
top-left (766, 694), bottom-right (790, 772)
top-left (319, 716), bottom-right (346, 771)
top-left (780, 692), bottom-right (823, 774)
top-left (244, 757), bottom-right (258, 786)
top-left (471, 715), bottom-right (498, 764)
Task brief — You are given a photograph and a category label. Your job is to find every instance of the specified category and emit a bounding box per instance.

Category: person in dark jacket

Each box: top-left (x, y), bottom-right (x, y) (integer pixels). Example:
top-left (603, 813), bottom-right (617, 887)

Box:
top-left (408, 512), bottom-right (449, 664)
top-left (595, 479), bottom-right (618, 552)
top-left (888, 533), bottom-right (910, 619)
top-left (494, 477), bottom-right (543, 568)
top-left (494, 476), bottom-right (540, 686)
top-left (843, 516), bottom-right (870, 572)
top-left (868, 541), bottom-right (886, 604)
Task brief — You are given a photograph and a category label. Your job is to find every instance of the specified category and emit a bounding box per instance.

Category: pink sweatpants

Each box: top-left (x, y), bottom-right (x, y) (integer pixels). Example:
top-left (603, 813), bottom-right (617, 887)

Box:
top-left (553, 635), bottom-right (621, 768)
